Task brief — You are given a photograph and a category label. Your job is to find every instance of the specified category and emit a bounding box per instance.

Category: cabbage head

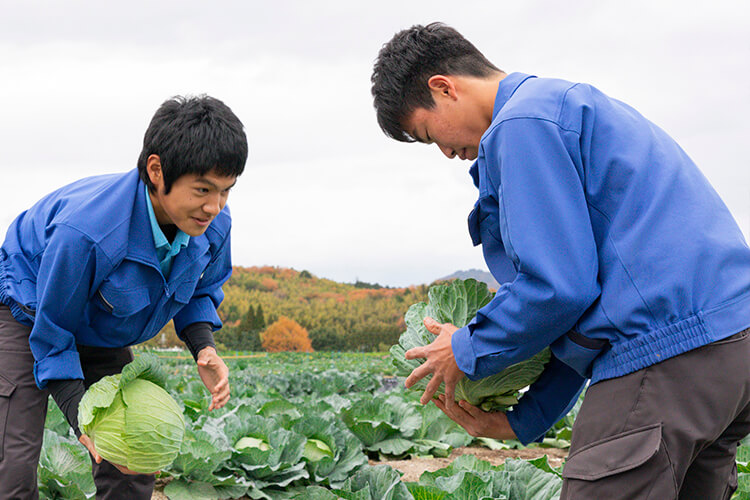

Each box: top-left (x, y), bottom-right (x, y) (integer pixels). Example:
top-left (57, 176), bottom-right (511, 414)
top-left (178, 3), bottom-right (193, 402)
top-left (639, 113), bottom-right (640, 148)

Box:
top-left (78, 353), bottom-right (185, 473)
top-left (390, 279), bottom-right (551, 411)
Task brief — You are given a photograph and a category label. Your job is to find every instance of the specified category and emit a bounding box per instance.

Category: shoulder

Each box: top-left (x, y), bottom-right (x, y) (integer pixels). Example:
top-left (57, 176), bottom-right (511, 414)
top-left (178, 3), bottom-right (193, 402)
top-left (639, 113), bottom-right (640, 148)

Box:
top-left (488, 76), bottom-right (596, 137)
top-left (49, 170), bottom-right (139, 238)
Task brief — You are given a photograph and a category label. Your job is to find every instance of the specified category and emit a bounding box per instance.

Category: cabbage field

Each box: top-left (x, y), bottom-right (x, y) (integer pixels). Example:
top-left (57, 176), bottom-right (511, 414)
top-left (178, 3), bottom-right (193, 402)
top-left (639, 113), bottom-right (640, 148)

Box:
top-left (37, 351), bottom-right (564, 499)
top-left (36, 349), bottom-right (750, 499)
top-left (36, 279), bottom-right (750, 499)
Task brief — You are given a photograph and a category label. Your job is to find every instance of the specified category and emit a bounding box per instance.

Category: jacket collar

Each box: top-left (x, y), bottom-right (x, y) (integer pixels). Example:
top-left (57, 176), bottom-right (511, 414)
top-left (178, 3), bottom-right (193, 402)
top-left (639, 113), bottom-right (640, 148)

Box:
top-left (492, 72), bottom-right (536, 121)
top-left (127, 177), bottom-right (210, 282)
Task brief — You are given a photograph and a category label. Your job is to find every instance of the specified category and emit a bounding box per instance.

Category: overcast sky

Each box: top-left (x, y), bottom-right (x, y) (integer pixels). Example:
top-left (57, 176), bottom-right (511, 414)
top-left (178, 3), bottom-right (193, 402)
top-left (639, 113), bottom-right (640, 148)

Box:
top-left (1, 0), bottom-right (748, 287)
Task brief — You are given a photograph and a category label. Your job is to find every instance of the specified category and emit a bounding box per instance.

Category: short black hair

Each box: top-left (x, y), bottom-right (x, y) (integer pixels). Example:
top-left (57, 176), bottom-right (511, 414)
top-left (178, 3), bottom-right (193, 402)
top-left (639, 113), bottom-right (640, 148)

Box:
top-left (371, 22), bottom-right (500, 142)
top-left (137, 95), bottom-right (248, 193)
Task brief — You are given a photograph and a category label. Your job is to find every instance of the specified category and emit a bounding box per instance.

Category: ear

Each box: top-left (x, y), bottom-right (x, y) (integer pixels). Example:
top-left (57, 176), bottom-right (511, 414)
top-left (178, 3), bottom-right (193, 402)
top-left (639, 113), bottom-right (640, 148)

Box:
top-left (427, 75), bottom-right (458, 100)
top-left (146, 154), bottom-right (163, 189)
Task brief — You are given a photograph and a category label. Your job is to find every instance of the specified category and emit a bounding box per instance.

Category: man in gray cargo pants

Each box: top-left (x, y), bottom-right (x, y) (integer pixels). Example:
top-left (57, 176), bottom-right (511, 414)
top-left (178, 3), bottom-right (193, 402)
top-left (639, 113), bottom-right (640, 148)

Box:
top-left (0, 305), bottom-right (154, 499)
top-left (560, 328), bottom-right (750, 499)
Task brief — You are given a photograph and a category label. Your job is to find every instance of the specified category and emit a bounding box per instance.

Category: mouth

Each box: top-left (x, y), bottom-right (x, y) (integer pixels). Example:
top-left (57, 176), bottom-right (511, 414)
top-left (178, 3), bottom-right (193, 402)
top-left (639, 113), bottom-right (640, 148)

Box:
top-left (192, 217), bottom-right (211, 227)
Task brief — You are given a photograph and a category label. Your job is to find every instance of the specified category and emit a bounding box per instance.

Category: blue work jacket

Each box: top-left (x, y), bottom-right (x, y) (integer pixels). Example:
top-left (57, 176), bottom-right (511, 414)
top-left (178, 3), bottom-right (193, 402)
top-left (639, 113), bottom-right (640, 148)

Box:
top-left (452, 73), bottom-right (750, 443)
top-left (0, 169), bottom-right (232, 388)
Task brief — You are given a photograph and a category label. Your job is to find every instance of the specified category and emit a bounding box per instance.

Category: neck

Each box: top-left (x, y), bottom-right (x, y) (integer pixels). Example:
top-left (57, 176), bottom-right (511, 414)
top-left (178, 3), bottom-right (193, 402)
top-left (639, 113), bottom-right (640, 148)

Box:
top-left (477, 71), bottom-right (507, 123)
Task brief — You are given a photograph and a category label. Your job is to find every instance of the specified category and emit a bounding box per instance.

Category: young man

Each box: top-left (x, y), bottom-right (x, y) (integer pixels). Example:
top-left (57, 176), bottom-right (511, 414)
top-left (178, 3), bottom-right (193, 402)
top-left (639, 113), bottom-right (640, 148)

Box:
top-left (0, 95), bottom-right (248, 498)
top-left (372, 23), bottom-right (750, 498)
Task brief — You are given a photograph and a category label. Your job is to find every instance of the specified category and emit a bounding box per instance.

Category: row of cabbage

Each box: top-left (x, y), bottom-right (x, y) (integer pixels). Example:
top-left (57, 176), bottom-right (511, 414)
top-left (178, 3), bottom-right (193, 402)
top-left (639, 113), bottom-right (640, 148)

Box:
top-left (38, 351), bottom-right (750, 499)
top-left (38, 353), bottom-right (570, 499)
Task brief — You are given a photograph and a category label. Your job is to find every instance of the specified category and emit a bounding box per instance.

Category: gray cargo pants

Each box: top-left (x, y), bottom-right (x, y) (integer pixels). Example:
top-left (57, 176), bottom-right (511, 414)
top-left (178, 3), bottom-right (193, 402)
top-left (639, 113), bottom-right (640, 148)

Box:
top-left (0, 305), bottom-right (155, 499)
top-left (560, 327), bottom-right (750, 499)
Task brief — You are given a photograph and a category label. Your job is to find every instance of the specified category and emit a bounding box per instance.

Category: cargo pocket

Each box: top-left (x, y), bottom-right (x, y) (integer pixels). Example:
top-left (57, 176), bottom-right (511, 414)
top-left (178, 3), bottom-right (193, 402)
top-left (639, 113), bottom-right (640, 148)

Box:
top-left (562, 423), bottom-right (677, 498)
top-left (0, 372), bottom-right (17, 462)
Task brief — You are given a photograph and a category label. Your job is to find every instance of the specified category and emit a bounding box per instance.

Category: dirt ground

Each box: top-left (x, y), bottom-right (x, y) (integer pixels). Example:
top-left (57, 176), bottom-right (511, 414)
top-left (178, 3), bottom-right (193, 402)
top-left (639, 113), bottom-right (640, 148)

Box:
top-left (151, 446), bottom-right (567, 498)
top-left (371, 446), bottom-right (568, 482)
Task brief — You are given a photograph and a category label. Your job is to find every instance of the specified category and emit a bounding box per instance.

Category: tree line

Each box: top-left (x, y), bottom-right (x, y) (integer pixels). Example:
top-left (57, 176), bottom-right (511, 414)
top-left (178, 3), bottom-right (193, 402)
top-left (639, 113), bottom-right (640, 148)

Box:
top-left (146, 266), bottom-right (431, 352)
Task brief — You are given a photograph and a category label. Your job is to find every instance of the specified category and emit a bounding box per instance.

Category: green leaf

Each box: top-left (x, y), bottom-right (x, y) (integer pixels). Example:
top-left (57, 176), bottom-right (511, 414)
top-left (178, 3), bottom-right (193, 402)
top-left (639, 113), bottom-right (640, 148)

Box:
top-left (391, 279), bottom-right (551, 411)
top-left (502, 458), bottom-right (563, 500)
top-left (78, 374), bottom-right (121, 430)
top-left (164, 479), bottom-right (220, 500)
top-left (120, 352), bottom-right (169, 389)
top-left (37, 429), bottom-right (96, 499)
top-left (333, 464), bottom-right (411, 500)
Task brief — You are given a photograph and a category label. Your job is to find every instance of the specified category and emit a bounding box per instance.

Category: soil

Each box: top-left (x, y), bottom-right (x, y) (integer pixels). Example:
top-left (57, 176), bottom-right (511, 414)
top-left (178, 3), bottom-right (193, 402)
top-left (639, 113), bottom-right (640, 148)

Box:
top-left (371, 446), bottom-right (568, 482)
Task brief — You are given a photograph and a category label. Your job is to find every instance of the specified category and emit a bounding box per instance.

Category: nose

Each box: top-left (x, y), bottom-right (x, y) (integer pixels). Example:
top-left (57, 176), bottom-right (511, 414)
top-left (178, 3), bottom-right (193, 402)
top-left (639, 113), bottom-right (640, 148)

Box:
top-left (438, 144), bottom-right (456, 159)
top-left (203, 194), bottom-right (222, 216)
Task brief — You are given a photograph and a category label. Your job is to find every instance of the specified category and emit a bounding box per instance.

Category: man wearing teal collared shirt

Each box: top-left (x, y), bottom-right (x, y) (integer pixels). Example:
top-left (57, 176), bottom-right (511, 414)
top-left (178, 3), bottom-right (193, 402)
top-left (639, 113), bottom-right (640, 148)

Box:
top-left (0, 95), bottom-right (248, 499)
top-left (146, 184), bottom-right (191, 278)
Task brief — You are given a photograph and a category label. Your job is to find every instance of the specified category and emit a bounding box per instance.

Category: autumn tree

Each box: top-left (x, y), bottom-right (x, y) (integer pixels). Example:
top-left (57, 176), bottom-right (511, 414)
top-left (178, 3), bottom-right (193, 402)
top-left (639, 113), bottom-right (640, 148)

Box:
top-left (261, 316), bottom-right (313, 352)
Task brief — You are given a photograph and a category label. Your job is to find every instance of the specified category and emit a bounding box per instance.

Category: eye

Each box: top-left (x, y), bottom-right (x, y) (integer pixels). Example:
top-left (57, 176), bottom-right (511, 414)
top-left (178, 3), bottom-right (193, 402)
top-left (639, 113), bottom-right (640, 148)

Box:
top-left (196, 187), bottom-right (209, 194)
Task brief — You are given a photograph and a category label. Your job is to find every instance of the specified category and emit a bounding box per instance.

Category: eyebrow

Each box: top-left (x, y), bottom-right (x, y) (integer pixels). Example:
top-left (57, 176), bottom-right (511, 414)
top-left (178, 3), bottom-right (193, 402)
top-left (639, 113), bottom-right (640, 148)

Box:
top-left (410, 129), bottom-right (427, 144)
top-left (195, 178), bottom-right (237, 191)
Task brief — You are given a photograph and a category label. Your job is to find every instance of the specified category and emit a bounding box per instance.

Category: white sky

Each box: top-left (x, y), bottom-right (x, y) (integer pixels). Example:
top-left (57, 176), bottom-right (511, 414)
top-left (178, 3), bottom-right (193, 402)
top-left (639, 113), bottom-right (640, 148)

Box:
top-left (1, 0), bottom-right (749, 287)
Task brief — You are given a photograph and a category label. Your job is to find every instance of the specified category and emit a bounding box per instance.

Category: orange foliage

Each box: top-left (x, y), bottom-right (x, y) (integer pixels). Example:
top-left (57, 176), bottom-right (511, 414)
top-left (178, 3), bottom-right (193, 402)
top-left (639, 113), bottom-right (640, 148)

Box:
top-left (261, 277), bottom-right (279, 291)
top-left (261, 316), bottom-right (314, 352)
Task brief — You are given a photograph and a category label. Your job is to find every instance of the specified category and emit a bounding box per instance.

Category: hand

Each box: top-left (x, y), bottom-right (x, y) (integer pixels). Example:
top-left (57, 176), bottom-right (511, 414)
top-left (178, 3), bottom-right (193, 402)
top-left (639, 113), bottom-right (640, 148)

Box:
top-left (404, 317), bottom-right (465, 407)
top-left (197, 346), bottom-right (230, 411)
top-left (79, 434), bottom-right (152, 475)
top-left (79, 434), bottom-right (101, 464)
top-left (433, 395), bottom-right (517, 440)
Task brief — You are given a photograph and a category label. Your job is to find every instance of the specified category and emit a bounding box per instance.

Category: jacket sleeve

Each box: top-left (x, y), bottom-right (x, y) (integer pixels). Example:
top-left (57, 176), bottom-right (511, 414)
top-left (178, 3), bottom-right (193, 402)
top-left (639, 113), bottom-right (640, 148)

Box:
top-left (173, 232), bottom-right (232, 334)
top-left (451, 117), bottom-right (601, 379)
top-left (505, 354), bottom-right (586, 444)
top-left (30, 224), bottom-right (107, 388)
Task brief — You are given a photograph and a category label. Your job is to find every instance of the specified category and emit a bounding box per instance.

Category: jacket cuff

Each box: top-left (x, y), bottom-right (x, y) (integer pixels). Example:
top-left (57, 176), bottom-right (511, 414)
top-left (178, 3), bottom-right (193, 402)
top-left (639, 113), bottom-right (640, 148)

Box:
top-left (33, 351), bottom-right (83, 389)
top-left (506, 404), bottom-right (547, 445)
top-left (451, 325), bottom-right (479, 380)
top-left (180, 322), bottom-right (216, 361)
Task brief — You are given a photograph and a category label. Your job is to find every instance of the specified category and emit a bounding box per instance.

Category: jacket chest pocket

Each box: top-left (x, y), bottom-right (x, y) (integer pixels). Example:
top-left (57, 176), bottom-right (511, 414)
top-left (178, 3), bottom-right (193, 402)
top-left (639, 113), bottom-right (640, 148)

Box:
top-left (158, 280), bottom-right (198, 327)
top-left (90, 284), bottom-right (152, 335)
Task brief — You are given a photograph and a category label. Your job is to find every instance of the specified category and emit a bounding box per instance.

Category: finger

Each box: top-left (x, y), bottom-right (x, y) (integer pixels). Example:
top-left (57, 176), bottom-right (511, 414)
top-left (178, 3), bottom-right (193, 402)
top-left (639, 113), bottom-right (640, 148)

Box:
top-left (423, 317), bottom-right (442, 335)
top-left (434, 397), bottom-right (465, 425)
top-left (404, 346), bottom-right (427, 360)
top-left (458, 400), bottom-right (484, 418)
top-left (421, 374), bottom-right (443, 405)
top-left (213, 386), bottom-right (230, 408)
top-left (211, 378), bottom-right (229, 394)
top-left (404, 362), bottom-right (433, 388)
top-left (444, 380), bottom-right (456, 408)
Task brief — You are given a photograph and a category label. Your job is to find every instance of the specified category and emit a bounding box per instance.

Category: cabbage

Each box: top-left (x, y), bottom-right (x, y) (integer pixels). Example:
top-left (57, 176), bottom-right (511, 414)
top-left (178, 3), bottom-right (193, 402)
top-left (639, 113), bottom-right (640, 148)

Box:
top-left (236, 436), bottom-right (270, 451)
top-left (390, 279), bottom-right (551, 411)
top-left (78, 354), bottom-right (185, 473)
top-left (303, 438), bottom-right (334, 462)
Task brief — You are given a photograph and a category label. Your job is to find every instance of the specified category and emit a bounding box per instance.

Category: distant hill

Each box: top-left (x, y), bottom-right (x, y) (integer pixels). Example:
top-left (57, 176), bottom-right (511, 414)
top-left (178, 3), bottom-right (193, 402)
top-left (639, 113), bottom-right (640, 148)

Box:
top-left (436, 269), bottom-right (499, 290)
top-left (148, 266), bottom-right (431, 352)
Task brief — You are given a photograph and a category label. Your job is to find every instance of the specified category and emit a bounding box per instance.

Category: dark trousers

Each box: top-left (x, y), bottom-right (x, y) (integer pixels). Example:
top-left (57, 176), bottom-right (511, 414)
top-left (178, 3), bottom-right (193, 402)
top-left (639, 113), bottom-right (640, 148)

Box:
top-left (561, 328), bottom-right (750, 500)
top-left (0, 305), bottom-right (155, 499)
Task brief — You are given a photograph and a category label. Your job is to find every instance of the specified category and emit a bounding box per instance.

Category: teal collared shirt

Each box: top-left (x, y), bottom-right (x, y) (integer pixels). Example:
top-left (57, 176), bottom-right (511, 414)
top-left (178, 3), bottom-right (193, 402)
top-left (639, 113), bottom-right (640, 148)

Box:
top-left (145, 186), bottom-right (190, 278)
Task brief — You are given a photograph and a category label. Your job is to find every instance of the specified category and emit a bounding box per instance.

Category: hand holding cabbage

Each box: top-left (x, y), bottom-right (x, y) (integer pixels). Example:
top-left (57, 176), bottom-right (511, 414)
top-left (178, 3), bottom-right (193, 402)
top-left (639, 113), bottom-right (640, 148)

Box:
top-left (404, 316), bottom-right (465, 407)
top-left (391, 279), bottom-right (551, 412)
top-left (77, 354), bottom-right (185, 474)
